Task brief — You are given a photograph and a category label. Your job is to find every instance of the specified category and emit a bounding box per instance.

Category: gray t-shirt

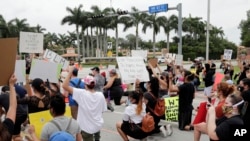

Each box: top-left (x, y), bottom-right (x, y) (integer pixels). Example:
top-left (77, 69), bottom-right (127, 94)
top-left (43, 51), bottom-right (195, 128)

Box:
top-left (94, 74), bottom-right (105, 92)
top-left (40, 116), bottom-right (81, 141)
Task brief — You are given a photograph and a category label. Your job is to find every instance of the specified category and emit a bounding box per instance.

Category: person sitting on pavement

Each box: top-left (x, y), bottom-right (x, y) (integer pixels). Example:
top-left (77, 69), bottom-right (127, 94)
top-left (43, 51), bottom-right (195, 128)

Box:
top-left (26, 94), bottom-right (82, 141)
top-left (116, 91), bottom-right (148, 141)
top-left (193, 82), bottom-right (234, 141)
top-left (0, 74), bottom-right (18, 141)
top-left (63, 67), bottom-right (107, 141)
top-left (143, 77), bottom-right (173, 137)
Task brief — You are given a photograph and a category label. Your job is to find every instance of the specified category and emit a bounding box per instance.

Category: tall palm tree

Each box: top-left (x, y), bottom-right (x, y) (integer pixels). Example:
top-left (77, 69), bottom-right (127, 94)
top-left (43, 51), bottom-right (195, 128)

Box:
top-left (120, 7), bottom-right (147, 50)
top-left (32, 24), bottom-right (46, 33)
top-left (62, 4), bottom-right (83, 61)
top-left (142, 14), bottom-right (166, 56)
top-left (8, 18), bottom-right (30, 37)
top-left (0, 15), bottom-right (10, 38)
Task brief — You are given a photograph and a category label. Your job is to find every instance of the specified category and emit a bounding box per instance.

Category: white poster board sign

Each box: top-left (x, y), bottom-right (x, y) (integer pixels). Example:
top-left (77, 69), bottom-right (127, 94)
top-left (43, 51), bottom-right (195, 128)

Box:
top-left (29, 59), bottom-right (62, 83)
top-left (43, 49), bottom-right (69, 70)
top-left (116, 57), bottom-right (149, 83)
top-left (175, 54), bottom-right (183, 66)
top-left (223, 49), bottom-right (233, 60)
top-left (19, 32), bottom-right (44, 53)
top-left (131, 50), bottom-right (148, 61)
top-left (165, 53), bottom-right (176, 63)
top-left (14, 60), bottom-right (26, 83)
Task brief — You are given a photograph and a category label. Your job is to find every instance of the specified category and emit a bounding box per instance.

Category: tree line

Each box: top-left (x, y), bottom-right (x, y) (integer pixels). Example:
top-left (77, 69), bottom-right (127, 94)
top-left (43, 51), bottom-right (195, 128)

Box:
top-left (0, 5), bottom-right (241, 60)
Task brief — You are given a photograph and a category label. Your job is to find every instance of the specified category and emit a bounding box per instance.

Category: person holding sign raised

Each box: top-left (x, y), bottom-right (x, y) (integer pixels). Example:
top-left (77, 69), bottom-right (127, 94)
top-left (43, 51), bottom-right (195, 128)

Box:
top-left (169, 70), bottom-right (195, 131)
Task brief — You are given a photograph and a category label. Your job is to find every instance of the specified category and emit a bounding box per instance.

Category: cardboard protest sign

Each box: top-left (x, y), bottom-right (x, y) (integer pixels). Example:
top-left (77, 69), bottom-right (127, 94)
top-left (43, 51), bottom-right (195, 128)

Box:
top-left (29, 59), bottom-right (62, 83)
top-left (164, 96), bottom-right (179, 122)
top-left (116, 57), bottom-right (149, 83)
top-left (223, 49), bottom-right (233, 60)
top-left (148, 58), bottom-right (158, 68)
top-left (131, 50), bottom-right (148, 61)
top-left (43, 49), bottom-right (69, 70)
top-left (19, 32), bottom-right (44, 53)
top-left (175, 54), bottom-right (183, 66)
top-left (165, 53), bottom-right (176, 63)
top-left (0, 38), bottom-right (18, 86)
top-left (14, 60), bottom-right (26, 83)
top-left (29, 106), bottom-right (71, 138)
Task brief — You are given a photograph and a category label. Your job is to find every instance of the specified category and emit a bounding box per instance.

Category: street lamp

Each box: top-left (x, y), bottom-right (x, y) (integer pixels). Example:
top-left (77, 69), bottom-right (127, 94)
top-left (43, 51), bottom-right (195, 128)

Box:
top-left (206, 0), bottom-right (210, 62)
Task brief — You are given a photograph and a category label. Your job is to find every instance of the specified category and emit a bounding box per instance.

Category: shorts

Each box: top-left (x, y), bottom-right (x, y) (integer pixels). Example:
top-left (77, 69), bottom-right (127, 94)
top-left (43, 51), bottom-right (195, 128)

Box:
top-left (204, 86), bottom-right (212, 97)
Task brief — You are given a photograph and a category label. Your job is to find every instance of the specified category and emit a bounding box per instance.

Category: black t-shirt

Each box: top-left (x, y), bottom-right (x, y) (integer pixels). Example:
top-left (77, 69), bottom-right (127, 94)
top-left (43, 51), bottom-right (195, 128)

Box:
top-left (0, 94), bottom-right (27, 115)
top-left (3, 118), bottom-right (15, 135)
top-left (241, 90), bottom-right (250, 126)
top-left (178, 83), bottom-right (195, 112)
top-left (212, 115), bottom-right (244, 141)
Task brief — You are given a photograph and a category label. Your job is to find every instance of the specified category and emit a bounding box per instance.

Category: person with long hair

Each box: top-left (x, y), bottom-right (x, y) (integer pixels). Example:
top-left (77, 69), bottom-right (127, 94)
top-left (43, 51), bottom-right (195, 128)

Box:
top-left (116, 91), bottom-right (148, 141)
top-left (207, 94), bottom-right (245, 140)
top-left (143, 77), bottom-right (173, 137)
top-left (0, 74), bottom-right (17, 141)
top-left (63, 67), bottom-right (107, 141)
top-left (169, 70), bottom-right (195, 131)
top-left (193, 82), bottom-right (235, 141)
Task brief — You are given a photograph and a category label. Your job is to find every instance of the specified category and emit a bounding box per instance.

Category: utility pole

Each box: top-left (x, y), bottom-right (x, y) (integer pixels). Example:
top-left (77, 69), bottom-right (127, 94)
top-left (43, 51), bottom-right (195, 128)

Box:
top-left (206, 0), bottom-right (210, 62)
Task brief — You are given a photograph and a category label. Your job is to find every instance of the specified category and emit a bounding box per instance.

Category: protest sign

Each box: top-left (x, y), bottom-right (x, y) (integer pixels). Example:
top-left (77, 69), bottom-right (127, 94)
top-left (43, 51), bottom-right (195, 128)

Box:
top-left (14, 60), bottom-right (26, 83)
top-left (223, 49), bottom-right (233, 60)
top-left (43, 49), bottom-right (69, 70)
top-left (29, 106), bottom-right (71, 138)
top-left (213, 72), bottom-right (225, 91)
top-left (0, 38), bottom-right (18, 85)
top-left (165, 53), bottom-right (176, 63)
top-left (19, 32), bottom-right (44, 53)
top-left (131, 50), bottom-right (148, 61)
top-left (29, 59), bottom-right (62, 83)
top-left (116, 57), bottom-right (149, 83)
top-left (175, 54), bottom-right (183, 66)
top-left (148, 58), bottom-right (158, 68)
top-left (164, 96), bottom-right (179, 122)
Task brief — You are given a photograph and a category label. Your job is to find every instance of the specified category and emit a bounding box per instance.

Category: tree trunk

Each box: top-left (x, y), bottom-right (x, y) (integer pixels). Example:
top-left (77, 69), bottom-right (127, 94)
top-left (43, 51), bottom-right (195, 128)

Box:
top-left (76, 31), bottom-right (80, 62)
top-left (86, 29), bottom-right (90, 57)
top-left (153, 28), bottom-right (156, 57)
top-left (96, 27), bottom-right (99, 57)
top-left (135, 24), bottom-right (139, 50)
top-left (167, 33), bottom-right (170, 53)
top-left (115, 24), bottom-right (118, 56)
top-left (91, 27), bottom-right (94, 57)
top-left (103, 29), bottom-right (107, 56)
top-left (81, 31), bottom-right (85, 57)
top-left (99, 28), bottom-right (103, 57)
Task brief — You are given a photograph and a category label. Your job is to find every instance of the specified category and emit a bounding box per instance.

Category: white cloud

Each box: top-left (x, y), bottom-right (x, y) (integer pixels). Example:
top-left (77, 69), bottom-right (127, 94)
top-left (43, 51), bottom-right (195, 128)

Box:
top-left (0, 0), bottom-right (249, 45)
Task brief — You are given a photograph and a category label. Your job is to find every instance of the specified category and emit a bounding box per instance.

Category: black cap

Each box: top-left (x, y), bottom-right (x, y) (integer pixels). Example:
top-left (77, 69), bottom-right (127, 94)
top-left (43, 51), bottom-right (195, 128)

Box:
top-left (91, 66), bottom-right (100, 72)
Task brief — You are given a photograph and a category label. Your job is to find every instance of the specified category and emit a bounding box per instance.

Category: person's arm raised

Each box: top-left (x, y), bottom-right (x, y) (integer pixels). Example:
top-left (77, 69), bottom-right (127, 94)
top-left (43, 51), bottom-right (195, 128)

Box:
top-left (7, 74), bottom-right (17, 123)
top-left (62, 67), bottom-right (74, 94)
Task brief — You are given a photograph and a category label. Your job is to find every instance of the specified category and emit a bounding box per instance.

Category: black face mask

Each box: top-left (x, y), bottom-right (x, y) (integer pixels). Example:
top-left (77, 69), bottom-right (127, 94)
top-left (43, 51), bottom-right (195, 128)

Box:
top-left (237, 86), bottom-right (244, 92)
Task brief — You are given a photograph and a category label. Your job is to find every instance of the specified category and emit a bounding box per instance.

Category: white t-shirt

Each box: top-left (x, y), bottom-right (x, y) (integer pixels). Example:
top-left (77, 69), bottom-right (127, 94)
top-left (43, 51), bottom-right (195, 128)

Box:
top-left (123, 103), bottom-right (146, 124)
top-left (73, 88), bottom-right (107, 134)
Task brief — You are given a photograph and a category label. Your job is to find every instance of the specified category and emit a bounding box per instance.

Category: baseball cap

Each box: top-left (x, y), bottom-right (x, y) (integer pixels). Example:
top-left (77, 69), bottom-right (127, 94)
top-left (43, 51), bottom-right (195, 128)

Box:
top-left (91, 66), bottom-right (100, 72)
top-left (83, 75), bottom-right (95, 85)
top-left (49, 131), bottom-right (75, 141)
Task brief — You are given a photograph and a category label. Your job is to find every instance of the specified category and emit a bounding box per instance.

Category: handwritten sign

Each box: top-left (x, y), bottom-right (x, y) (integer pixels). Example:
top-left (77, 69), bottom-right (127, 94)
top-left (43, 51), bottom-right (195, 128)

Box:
top-left (165, 96), bottom-right (179, 122)
top-left (43, 49), bottom-right (69, 70)
top-left (29, 59), bottom-right (62, 83)
top-left (175, 54), bottom-right (183, 66)
top-left (0, 38), bottom-right (18, 86)
top-left (14, 60), bottom-right (26, 83)
top-left (19, 32), bottom-right (44, 53)
top-left (223, 49), bottom-right (233, 60)
top-left (116, 57), bottom-right (149, 83)
top-left (131, 50), bottom-right (148, 61)
top-left (165, 53), bottom-right (176, 63)
top-left (29, 106), bottom-right (71, 138)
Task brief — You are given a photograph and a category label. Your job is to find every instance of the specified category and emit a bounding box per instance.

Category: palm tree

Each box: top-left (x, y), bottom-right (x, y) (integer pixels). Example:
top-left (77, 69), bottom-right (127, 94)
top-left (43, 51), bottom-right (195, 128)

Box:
top-left (120, 7), bottom-right (147, 50)
top-left (32, 24), bottom-right (46, 33)
top-left (8, 18), bottom-right (30, 37)
top-left (62, 4), bottom-right (84, 62)
top-left (0, 15), bottom-right (10, 38)
top-left (142, 14), bottom-right (166, 56)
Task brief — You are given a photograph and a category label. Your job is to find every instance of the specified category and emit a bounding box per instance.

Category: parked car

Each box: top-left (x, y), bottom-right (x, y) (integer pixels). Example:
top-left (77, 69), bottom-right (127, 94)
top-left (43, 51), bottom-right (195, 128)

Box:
top-left (195, 56), bottom-right (204, 61)
top-left (157, 56), bottom-right (166, 64)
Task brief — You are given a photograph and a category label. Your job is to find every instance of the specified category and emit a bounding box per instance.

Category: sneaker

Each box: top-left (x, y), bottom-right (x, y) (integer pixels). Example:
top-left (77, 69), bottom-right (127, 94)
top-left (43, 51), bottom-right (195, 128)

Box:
top-left (167, 124), bottom-right (173, 136)
top-left (107, 103), bottom-right (114, 112)
top-left (160, 125), bottom-right (167, 137)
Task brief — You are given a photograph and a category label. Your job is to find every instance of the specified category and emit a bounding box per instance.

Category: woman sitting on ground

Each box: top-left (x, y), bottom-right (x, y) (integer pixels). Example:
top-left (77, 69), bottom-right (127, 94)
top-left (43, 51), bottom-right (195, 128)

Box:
top-left (193, 82), bottom-right (235, 141)
top-left (116, 91), bottom-right (148, 141)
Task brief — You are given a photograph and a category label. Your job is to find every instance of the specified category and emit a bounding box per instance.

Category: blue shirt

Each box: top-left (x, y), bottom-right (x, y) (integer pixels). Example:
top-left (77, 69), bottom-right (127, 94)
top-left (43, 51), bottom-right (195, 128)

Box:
top-left (69, 78), bottom-right (84, 106)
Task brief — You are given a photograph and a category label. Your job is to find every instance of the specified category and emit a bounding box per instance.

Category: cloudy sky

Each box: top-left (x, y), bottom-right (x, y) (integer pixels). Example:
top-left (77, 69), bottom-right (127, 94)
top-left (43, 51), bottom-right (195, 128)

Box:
top-left (0, 0), bottom-right (249, 45)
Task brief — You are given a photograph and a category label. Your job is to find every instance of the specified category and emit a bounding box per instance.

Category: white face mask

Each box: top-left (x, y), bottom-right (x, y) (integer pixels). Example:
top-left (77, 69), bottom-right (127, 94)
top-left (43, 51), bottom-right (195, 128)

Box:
top-left (144, 83), bottom-right (147, 90)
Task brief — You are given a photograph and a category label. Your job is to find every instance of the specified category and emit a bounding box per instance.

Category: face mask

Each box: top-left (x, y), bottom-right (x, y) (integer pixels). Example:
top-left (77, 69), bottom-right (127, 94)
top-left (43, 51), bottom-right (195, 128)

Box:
top-left (237, 86), bottom-right (244, 92)
top-left (222, 106), bottom-right (233, 114)
top-left (144, 83), bottom-right (147, 90)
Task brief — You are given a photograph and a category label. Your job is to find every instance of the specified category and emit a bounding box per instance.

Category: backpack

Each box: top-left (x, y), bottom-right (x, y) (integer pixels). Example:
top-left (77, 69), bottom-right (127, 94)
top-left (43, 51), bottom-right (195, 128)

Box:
top-left (148, 92), bottom-right (166, 117)
top-left (141, 112), bottom-right (155, 133)
top-left (49, 118), bottom-right (75, 141)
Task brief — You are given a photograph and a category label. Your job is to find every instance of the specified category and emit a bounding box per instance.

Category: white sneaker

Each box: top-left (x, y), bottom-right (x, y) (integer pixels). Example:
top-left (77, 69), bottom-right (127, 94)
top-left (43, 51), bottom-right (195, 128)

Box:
top-left (160, 125), bottom-right (167, 137)
top-left (167, 124), bottom-right (173, 136)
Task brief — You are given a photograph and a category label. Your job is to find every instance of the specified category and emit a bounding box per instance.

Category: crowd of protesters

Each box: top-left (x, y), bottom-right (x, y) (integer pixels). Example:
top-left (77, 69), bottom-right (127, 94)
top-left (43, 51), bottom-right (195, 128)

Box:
top-left (0, 55), bottom-right (249, 141)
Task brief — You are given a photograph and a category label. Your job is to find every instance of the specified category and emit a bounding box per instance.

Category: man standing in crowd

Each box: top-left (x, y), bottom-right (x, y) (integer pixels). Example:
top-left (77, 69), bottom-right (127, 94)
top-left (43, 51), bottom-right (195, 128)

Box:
top-left (91, 67), bottom-right (105, 92)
